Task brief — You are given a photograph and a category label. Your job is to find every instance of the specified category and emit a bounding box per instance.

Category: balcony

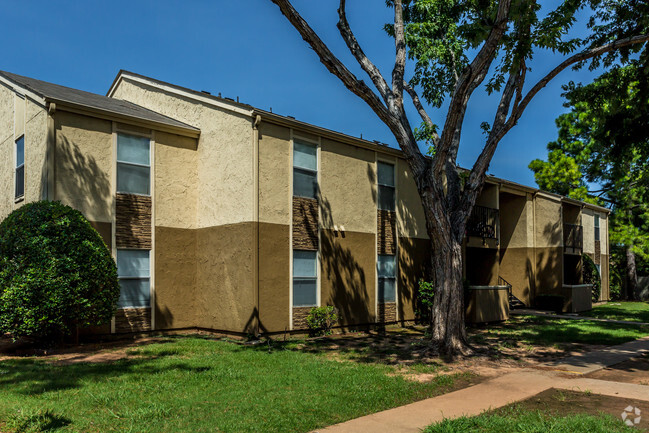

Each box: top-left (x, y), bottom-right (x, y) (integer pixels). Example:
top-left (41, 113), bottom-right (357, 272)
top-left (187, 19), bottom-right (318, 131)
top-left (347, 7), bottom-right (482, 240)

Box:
top-left (466, 205), bottom-right (499, 240)
top-left (563, 223), bottom-right (583, 254)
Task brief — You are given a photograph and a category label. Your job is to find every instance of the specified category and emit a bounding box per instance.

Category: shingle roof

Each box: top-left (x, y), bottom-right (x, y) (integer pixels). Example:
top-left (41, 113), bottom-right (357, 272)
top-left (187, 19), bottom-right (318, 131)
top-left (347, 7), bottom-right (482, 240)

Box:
top-left (0, 70), bottom-right (199, 133)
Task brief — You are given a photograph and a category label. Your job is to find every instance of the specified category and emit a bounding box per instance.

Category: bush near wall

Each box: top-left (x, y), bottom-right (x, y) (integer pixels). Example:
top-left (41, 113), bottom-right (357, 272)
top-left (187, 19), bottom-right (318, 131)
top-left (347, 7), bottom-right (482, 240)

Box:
top-left (0, 201), bottom-right (119, 340)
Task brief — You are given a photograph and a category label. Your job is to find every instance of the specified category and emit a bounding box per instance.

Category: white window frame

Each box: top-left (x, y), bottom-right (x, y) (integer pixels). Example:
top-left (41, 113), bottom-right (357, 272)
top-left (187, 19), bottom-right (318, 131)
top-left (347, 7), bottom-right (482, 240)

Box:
top-left (116, 248), bottom-right (151, 309)
top-left (292, 249), bottom-right (319, 308)
top-left (377, 161), bottom-right (396, 211)
top-left (292, 138), bottom-right (318, 199)
top-left (116, 132), bottom-right (152, 196)
top-left (15, 135), bottom-right (25, 200)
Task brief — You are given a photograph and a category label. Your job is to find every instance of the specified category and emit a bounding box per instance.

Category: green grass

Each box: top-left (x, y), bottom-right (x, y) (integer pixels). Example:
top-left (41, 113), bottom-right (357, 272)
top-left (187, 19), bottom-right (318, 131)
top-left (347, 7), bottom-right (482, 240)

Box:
top-left (473, 315), bottom-right (649, 346)
top-left (0, 336), bottom-right (470, 433)
top-left (423, 405), bottom-right (636, 433)
top-left (585, 302), bottom-right (649, 323)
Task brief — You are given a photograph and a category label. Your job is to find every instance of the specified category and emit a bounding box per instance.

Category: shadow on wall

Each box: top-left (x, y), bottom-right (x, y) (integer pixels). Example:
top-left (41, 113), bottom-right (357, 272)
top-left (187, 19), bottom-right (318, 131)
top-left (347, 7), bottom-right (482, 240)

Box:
top-left (319, 190), bottom-right (372, 328)
top-left (56, 136), bottom-right (113, 245)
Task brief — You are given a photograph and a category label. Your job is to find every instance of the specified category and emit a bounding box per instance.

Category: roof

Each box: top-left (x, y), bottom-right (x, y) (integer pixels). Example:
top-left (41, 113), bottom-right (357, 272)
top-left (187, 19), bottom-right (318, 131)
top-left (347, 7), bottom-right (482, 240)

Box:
top-left (0, 71), bottom-right (199, 136)
top-left (108, 70), bottom-right (609, 214)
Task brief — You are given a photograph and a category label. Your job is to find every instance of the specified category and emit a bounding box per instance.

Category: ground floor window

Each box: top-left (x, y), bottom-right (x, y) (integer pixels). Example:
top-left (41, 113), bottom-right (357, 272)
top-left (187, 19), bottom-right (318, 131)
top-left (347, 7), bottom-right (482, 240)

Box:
top-left (293, 250), bottom-right (317, 307)
top-left (378, 255), bottom-right (396, 302)
top-left (117, 249), bottom-right (150, 308)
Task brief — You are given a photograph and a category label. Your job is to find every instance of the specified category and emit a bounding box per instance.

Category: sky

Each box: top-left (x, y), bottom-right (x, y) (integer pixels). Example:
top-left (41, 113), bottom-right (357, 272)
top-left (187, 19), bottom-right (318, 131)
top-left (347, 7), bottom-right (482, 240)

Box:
top-left (1, 1), bottom-right (609, 187)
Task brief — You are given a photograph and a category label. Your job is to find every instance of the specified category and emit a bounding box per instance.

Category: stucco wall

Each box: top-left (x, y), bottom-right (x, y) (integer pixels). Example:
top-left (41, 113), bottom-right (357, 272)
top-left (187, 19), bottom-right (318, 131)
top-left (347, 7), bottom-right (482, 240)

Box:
top-left (54, 111), bottom-right (113, 223)
top-left (582, 209), bottom-right (595, 254)
top-left (397, 159), bottom-right (428, 239)
top-left (320, 138), bottom-right (376, 233)
top-left (534, 194), bottom-right (563, 295)
top-left (259, 122), bottom-right (291, 225)
top-left (599, 212), bottom-right (608, 255)
top-left (0, 84), bottom-right (14, 220)
top-left (24, 98), bottom-right (48, 203)
top-left (476, 183), bottom-right (499, 209)
top-left (111, 78), bottom-right (253, 228)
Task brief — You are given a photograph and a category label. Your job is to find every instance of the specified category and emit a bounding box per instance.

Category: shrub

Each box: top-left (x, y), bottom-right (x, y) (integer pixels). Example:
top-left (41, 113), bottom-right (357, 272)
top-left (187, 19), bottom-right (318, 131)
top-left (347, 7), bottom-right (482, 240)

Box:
top-left (0, 201), bottom-right (119, 340)
top-left (306, 306), bottom-right (338, 336)
top-left (415, 279), bottom-right (435, 325)
top-left (582, 253), bottom-right (602, 302)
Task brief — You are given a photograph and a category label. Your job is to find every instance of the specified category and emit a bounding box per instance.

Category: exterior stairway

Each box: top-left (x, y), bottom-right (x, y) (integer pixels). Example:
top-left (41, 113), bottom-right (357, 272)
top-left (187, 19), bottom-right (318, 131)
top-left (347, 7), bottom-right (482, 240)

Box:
top-left (499, 276), bottom-right (526, 310)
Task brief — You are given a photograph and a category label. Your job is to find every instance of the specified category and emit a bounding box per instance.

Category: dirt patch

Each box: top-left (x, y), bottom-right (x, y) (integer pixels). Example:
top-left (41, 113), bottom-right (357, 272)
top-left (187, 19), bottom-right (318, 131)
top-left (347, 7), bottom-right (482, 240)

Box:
top-left (510, 388), bottom-right (649, 431)
top-left (586, 354), bottom-right (649, 385)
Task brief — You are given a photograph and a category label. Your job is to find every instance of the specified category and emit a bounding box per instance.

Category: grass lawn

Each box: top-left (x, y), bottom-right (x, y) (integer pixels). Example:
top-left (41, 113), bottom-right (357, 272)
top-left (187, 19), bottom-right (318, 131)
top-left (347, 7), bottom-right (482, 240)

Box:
top-left (471, 315), bottom-right (649, 347)
top-left (584, 302), bottom-right (649, 323)
top-left (0, 336), bottom-right (472, 433)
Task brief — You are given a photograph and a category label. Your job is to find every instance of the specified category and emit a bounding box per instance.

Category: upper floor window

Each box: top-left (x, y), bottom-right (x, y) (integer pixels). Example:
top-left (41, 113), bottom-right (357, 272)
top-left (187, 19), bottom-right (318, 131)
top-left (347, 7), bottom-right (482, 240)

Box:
top-left (117, 133), bottom-right (150, 195)
top-left (594, 215), bottom-right (600, 241)
top-left (117, 249), bottom-right (150, 308)
top-left (377, 162), bottom-right (395, 211)
top-left (15, 136), bottom-right (24, 199)
top-left (293, 140), bottom-right (317, 199)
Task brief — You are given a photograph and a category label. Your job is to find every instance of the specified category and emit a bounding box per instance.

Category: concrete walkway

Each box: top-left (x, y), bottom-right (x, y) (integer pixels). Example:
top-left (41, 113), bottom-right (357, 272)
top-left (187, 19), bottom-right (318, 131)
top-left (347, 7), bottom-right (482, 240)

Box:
top-left (511, 308), bottom-right (649, 326)
top-left (316, 337), bottom-right (649, 433)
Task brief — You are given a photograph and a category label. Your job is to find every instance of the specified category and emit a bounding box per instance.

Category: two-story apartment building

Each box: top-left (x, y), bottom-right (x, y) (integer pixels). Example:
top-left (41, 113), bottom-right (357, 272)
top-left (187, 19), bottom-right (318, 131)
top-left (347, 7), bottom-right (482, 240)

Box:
top-left (0, 70), bottom-right (610, 335)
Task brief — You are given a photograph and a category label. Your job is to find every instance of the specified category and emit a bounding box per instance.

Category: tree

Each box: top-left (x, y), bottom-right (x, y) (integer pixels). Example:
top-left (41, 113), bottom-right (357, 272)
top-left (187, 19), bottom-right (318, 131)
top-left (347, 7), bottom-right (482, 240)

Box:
top-left (269, 0), bottom-right (649, 356)
top-left (0, 201), bottom-right (120, 340)
top-left (530, 59), bottom-right (649, 300)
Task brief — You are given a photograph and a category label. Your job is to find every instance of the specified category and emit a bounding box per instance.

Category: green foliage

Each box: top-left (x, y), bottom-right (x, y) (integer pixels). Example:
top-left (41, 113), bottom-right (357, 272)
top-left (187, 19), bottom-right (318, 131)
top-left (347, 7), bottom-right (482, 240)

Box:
top-left (0, 201), bottom-right (119, 339)
top-left (416, 279), bottom-right (435, 325)
top-left (583, 253), bottom-right (601, 302)
top-left (306, 306), bottom-right (338, 336)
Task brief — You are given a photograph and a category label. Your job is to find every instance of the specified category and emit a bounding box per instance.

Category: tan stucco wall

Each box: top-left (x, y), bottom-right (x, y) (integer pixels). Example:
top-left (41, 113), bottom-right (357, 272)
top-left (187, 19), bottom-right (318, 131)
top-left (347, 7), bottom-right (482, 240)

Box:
top-left (562, 203), bottom-right (581, 225)
top-left (398, 237), bottom-right (430, 322)
top-left (24, 98), bottom-right (48, 203)
top-left (535, 194), bottom-right (562, 248)
top-left (599, 213), bottom-right (608, 255)
top-left (259, 122), bottom-right (291, 225)
top-left (155, 131), bottom-right (198, 229)
top-left (582, 209), bottom-right (595, 254)
top-left (54, 111), bottom-right (113, 223)
top-left (112, 78), bottom-right (254, 228)
top-left (397, 158), bottom-right (428, 239)
top-left (320, 229), bottom-right (376, 326)
top-left (320, 138), bottom-right (376, 233)
top-left (476, 183), bottom-right (498, 209)
top-left (0, 83), bottom-right (15, 220)
top-left (258, 222), bottom-right (291, 332)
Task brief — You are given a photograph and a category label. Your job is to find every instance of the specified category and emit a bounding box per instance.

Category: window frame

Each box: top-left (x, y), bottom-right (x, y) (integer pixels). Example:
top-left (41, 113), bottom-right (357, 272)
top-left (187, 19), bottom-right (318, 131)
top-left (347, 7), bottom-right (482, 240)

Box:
top-left (116, 132), bottom-right (152, 196)
top-left (377, 254), bottom-right (397, 303)
top-left (292, 138), bottom-right (318, 199)
top-left (116, 248), bottom-right (151, 309)
top-left (377, 161), bottom-right (395, 211)
top-left (15, 135), bottom-right (25, 199)
top-left (292, 249), bottom-right (319, 308)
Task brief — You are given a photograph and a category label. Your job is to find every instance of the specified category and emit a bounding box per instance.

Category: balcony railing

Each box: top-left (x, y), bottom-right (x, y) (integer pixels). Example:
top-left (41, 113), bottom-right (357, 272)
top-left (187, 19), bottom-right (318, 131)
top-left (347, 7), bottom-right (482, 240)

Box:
top-left (563, 223), bottom-right (583, 252)
top-left (466, 205), bottom-right (499, 240)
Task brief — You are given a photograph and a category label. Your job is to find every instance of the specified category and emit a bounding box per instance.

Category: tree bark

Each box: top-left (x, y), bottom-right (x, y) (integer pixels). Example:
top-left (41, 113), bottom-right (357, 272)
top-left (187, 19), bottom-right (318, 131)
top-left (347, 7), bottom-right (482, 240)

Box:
top-left (626, 245), bottom-right (638, 301)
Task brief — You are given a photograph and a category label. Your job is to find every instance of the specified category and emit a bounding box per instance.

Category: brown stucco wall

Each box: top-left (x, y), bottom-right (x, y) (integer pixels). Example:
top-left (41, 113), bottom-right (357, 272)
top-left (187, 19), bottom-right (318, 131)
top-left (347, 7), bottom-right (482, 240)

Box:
top-left (499, 247), bottom-right (535, 305)
top-left (54, 110), bottom-right (113, 224)
top-left (601, 254), bottom-right (610, 300)
top-left (398, 237), bottom-right (430, 322)
top-left (154, 226), bottom-right (197, 329)
top-left (534, 195), bottom-right (563, 295)
top-left (321, 229), bottom-right (376, 326)
top-left (258, 222), bottom-right (291, 333)
top-left (195, 223), bottom-right (256, 334)
top-left (89, 221), bottom-right (112, 251)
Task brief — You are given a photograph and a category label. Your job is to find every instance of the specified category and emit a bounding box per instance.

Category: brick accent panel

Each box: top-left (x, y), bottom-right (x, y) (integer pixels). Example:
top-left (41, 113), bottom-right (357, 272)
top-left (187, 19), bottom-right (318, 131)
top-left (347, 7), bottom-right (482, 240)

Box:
top-left (115, 308), bottom-right (151, 333)
top-left (594, 241), bottom-right (601, 265)
top-left (292, 306), bottom-right (312, 329)
top-left (116, 193), bottom-right (152, 249)
top-left (377, 210), bottom-right (396, 255)
top-left (293, 197), bottom-right (319, 250)
top-left (378, 302), bottom-right (397, 323)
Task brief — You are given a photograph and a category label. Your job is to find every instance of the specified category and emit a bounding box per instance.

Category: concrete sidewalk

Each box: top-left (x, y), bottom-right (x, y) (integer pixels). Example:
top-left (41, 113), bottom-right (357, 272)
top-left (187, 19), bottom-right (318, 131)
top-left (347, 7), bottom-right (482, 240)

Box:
top-left (316, 336), bottom-right (649, 433)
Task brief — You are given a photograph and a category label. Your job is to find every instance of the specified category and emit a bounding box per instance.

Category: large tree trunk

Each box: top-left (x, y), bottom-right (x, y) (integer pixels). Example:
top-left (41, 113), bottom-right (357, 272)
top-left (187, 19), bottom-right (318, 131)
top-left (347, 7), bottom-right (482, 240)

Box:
top-left (626, 245), bottom-right (638, 301)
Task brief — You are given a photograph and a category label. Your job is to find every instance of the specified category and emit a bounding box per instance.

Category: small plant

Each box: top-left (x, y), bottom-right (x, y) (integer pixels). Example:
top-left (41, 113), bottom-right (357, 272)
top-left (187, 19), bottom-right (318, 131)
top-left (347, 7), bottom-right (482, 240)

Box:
top-left (306, 306), bottom-right (338, 336)
top-left (415, 279), bottom-right (435, 326)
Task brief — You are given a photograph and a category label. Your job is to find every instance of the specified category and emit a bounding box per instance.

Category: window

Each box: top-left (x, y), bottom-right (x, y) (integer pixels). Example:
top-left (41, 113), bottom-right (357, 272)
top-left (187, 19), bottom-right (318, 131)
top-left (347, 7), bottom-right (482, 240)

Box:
top-left (117, 133), bottom-right (150, 195)
top-left (293, 250), bottom-right (317, 307)
top-left (293, 140), bottom-right (317, 199)
top-left (595, 264), bottom-right (601, 275)
top-left (378, 255), bottom-right (396, 303)
top-left (377, 162), bottom-right (395, 211)
top-left (117, 249), bottom-right (150, 308)
top-left (15, 136), bottom-right (24, 198)
top-left (594, 215), bottom-right (600, 241)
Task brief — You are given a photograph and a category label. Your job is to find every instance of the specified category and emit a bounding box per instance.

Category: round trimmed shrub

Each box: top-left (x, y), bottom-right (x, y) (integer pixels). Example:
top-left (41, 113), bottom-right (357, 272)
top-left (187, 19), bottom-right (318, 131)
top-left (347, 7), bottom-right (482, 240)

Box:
top-left (0, 201), bottom-right (119, 339)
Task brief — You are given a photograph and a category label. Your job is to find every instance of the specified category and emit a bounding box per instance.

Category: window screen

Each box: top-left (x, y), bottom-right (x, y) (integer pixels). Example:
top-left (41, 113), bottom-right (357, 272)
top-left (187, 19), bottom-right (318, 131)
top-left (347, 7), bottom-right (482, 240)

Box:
top-left (293, 250), bottom-right (317, 307)
top-left (377, 162), bottom-right (395, 211)
top-left (378, 255), bottom-right (396, 303)
top-left (594, 215), bottom-right (600, 241)
top-left (15, 136), bottom-right (24, 198)
top-left (117, 249), bottom-right (150, 308)
top-left (293, 140), bottom-right (317, 199)
top-left (117, 133), bottom-right (150, 195)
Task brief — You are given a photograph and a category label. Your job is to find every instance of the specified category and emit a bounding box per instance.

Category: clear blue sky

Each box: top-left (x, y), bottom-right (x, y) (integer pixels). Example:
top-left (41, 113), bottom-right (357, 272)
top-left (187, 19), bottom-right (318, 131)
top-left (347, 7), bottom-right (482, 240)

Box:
top-left (2, 1), bottom-right (607, 187)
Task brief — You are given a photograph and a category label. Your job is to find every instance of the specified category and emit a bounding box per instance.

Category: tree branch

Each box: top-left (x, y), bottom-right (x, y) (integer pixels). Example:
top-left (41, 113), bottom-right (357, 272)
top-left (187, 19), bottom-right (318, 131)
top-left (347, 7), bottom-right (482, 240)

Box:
top-left (392, 0), bottom-right (407, 105)
top-left (403, 81), bottom-right (440, 146)
top-left (337, 0), bottom-right (392, 103)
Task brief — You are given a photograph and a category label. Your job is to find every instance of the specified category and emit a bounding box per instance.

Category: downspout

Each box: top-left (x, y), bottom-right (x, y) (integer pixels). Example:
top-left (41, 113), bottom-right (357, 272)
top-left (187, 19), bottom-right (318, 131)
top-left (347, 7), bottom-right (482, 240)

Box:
top-left (253, 114), bottom-right (261, 337)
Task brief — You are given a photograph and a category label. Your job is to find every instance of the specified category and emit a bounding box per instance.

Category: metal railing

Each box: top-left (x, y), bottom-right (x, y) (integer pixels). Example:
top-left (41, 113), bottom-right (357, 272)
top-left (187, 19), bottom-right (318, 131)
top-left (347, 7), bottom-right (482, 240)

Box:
top-left (563, 223), bottom-right (583, 252)
top-left (466, 205), bottom-right (499, 239)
